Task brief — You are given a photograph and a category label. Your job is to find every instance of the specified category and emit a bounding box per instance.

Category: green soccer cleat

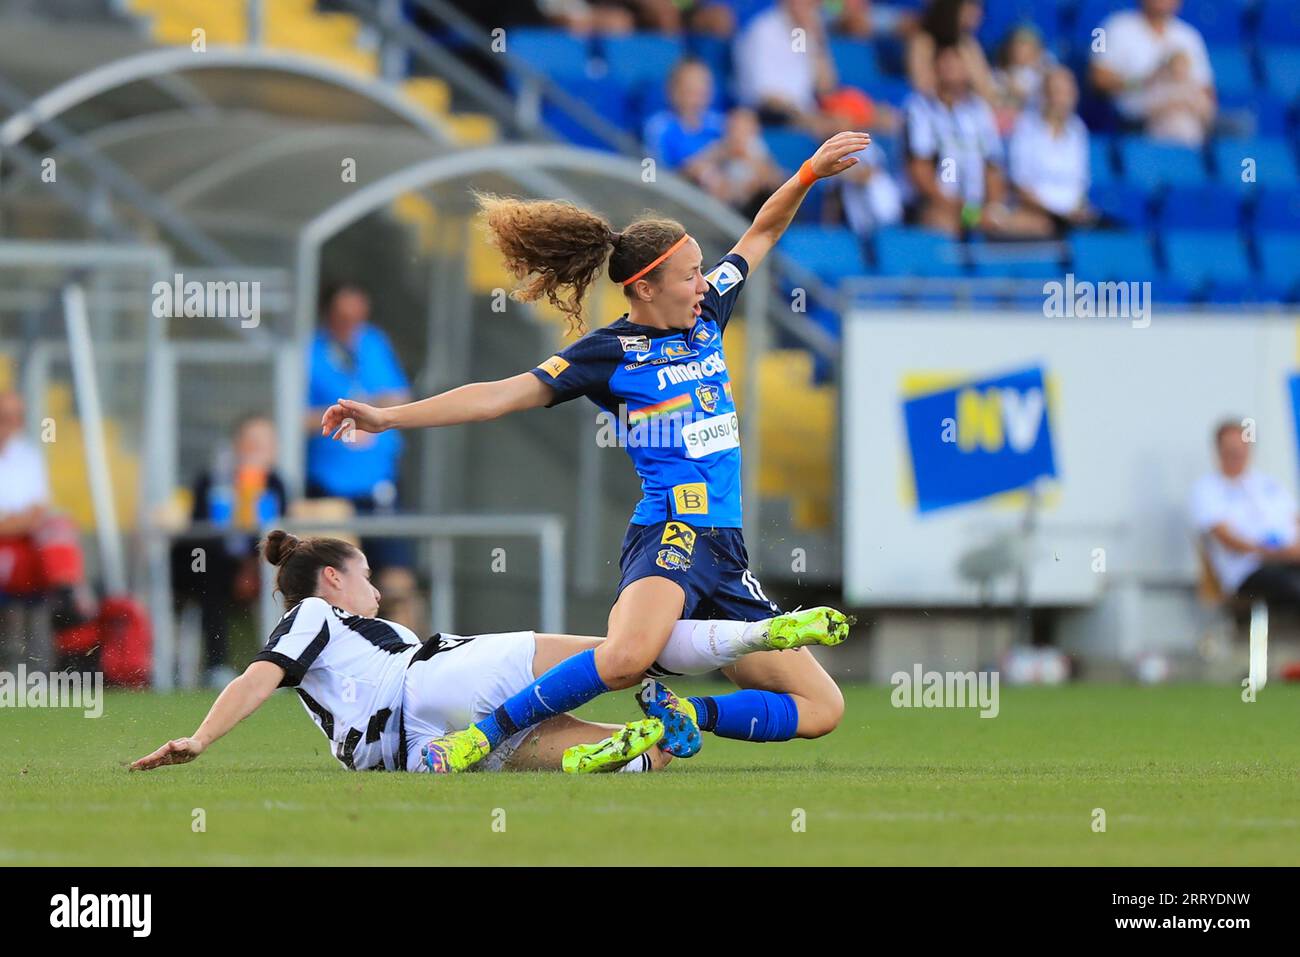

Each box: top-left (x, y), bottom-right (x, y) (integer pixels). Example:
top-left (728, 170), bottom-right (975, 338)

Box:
top-left (421, 725), bottom-right (491, 773)
top-left (758, 606), bottom-right (856, 651)
top-left (562, 718), bottom-right (664, 774)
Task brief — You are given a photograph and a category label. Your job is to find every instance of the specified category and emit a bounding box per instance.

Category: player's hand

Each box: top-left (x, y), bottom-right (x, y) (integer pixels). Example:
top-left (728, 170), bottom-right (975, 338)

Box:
top-left (809, 130), bottom-right (872, 179)
top-left (321, 398), bottom-right (389, 440)
top-left (129, 737), bottom-right (204, 771)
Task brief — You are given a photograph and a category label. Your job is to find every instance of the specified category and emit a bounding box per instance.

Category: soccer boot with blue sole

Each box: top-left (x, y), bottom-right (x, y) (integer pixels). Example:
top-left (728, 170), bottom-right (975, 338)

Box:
top-left (421, 725), bottom-right (491, 773)
top-left (636, 678), bottom-right (703, 758)
top-left (562, 718), bottom-right (664, 773)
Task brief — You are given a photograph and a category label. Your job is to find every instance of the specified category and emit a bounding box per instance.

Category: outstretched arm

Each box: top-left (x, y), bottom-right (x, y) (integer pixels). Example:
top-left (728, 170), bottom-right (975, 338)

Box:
top-left (321, 372), bottom-right (554, 439)
top-left (729, 130), bottom-right (871, 270)
top-left (129, 661), bottom-right (284, 770)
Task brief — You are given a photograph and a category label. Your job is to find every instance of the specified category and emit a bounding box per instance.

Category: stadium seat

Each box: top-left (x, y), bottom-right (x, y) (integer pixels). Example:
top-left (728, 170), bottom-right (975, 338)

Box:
top-left (1253, 187), bottom-right (1300, 232)
top-left (1069, 232), bottom-right (1157, 281)
top-left (1258, 0), bottom-right (1300, 45)
top-left (1088, 134), bottom-right (1119, 186)
top-left (1089, 181), bottom-right (1152, 228)
top-left (977, 0), bottom-right (1062, 53)
top-left (506, 28), bottom-right (593, 82)
top-left (1257, 234), bottom-right (1300, 299)
top-left (778, 225), bottom-right (868, 283)
top-left (762, 127), bottom-right (821, 173)
top-left (1162, 230), bottom-right (1254, 298)
top-left (597, 33), bottom-right (686, 96)
top-left (1117, 139), bottom-right (1208, 191)
top-left (1071, 0), bottom-right (1130, 53)
top-left (874, 227), bottom-right (968, 277)
top-left (1157, 185), bottom-right (1243, 230)
top-left (1212, 137), bottom-right (1300, 193)
top-left (829, 36), bottom-right (882, 91)
top-left (1180, 0), bottom-right (1247, 45)
top-left (1261, 47), bottom-right (1300, 101)
top-left (1206, 47), bottom-right (1255, 100)
top-left (1216, 91), bottom-right (1290, 137)
top-left (866, 77), bottom-right (913, 107)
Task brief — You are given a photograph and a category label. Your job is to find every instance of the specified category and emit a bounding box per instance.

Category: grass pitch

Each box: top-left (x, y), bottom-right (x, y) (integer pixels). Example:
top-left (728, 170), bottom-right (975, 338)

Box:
top-left (2, 682), bottom-right (1296, 865)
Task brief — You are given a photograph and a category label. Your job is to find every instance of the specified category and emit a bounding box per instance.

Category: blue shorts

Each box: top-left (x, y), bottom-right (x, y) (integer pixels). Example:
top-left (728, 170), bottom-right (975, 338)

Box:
top-left (616, 520), bottom-right (782, 622)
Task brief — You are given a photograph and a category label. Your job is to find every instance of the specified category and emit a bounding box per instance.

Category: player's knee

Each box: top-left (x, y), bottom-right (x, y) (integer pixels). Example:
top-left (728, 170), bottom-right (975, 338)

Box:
top-left (799, 685), bottom-right (845, 738)
top-left (595, 640), bottom-right (659, 689)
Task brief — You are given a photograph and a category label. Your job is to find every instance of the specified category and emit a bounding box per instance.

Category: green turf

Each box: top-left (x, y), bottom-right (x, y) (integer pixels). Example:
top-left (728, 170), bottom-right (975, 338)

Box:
top-left (1, 683), bottom-right (1297, 865)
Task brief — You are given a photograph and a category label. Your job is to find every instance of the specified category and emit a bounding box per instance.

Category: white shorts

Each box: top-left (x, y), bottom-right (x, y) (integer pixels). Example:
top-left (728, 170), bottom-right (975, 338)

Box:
top-left (402, 630), bottom-right (537, 772)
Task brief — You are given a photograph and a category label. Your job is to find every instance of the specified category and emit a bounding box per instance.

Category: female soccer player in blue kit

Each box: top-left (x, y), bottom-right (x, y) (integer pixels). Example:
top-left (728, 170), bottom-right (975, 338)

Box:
top-left (322, 130), bottom-right (871, 772)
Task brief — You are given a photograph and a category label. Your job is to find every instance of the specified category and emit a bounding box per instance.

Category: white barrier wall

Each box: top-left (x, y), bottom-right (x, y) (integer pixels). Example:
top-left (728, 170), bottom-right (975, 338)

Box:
top-left (842, 310), bottom-right (1300, 607)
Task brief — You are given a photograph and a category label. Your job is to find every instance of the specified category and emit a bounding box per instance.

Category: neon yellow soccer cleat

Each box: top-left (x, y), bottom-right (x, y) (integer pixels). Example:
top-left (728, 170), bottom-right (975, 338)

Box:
top-left (562, 718), bottom-right (664, 774)
top-left (759, 606), bottom-right (856, 651)
top-left (421, 725), bottom-right (491, 773)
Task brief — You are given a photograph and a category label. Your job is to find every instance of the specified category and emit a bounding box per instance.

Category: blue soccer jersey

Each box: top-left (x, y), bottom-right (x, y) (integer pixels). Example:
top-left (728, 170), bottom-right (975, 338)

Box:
top-left (529, 252), bottom-right (749, 528)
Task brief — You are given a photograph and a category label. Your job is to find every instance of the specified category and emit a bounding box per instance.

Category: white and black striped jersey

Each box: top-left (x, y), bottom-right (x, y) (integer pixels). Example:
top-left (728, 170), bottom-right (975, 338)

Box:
top-left (251, 596), bottom-right (421, 771)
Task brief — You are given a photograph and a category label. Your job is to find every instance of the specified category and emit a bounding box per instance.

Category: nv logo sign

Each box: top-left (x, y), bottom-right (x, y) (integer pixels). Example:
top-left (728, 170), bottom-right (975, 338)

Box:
top-left (902, 365), bottom-right (1057, 513)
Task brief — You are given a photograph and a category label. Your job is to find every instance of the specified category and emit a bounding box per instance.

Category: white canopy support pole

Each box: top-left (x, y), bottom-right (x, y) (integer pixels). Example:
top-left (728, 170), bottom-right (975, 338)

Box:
top-left (62, 283), bottom-right (128, 596)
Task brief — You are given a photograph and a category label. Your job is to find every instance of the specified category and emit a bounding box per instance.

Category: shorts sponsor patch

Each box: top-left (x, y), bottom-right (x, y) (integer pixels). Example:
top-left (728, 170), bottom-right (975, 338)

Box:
top-left (537, 355), bottom-right (569, 378)
top-left (672, 482), bottom-right (708, 515)
top-left (704, 261), bottom-right (743, 295)
top-left (681, 412), bottom-right (740, 459)
top-left (660, 521), bottom-right (696, 555)
top-left (655, 547), bottom-right (692, 572)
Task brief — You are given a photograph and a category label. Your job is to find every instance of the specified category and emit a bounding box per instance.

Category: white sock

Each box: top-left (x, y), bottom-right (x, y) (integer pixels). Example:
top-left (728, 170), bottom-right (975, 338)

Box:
top-left (653, 618), bottom-right (770, 675)
top-left (617, 753), bottom-right (653, 772)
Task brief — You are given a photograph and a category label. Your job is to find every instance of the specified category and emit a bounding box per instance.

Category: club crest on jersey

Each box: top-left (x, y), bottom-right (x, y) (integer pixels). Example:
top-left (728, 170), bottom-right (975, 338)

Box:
top-left (661, 340), bottom-right (695, 360)
top-left (618, 334), bottom-right (650, 354)
top-left (660, 521), bottom-right (697, 555)
top-left (704, 261), bottom-right (742, 295)
top-left (691, 323), bottom-right (714, 346)
top-left (655, 547), bottom-right (692, 572)
top-left (695, 382), bottom-right (722, 413)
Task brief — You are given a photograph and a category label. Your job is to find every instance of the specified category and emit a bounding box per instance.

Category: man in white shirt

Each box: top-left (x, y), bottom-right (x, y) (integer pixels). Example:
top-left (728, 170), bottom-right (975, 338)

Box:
top-left (0, 390), bottom-right (48, 538)
top-left (1089, 0), bottom-right (1215, 140)
top-left (1190, 420), bottom-right (1300, 606)
top-left (1009, 67), bottom-right (1094, 230)
top-left (733, 0), bottom-right (836, 130)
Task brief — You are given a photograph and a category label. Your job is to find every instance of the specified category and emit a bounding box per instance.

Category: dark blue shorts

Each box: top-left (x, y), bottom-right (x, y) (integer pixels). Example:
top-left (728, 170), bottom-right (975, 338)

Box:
top-left (616, 520), bottom-right (782, 622)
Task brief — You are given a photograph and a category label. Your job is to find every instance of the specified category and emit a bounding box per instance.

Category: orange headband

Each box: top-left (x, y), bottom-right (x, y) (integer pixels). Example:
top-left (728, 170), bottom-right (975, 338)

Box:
top-left (620, 233), bottom-right (692, 286)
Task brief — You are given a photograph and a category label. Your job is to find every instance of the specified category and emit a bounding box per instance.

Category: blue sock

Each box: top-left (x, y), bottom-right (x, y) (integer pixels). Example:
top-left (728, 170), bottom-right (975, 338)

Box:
top-left (688, 690), bottom-right (799, 742)
top-left (476, 648), bottom-right (609, 748)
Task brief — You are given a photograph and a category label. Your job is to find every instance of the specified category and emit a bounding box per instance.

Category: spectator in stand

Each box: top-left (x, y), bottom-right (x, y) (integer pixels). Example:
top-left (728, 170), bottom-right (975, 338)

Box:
top-left (1191, 420), bottom-right (1300, 611)
top-left (836, 142), bottom-right (905, 236)
top-left (991, 23), bottom-right (1054, 135)
top-left (907, 0), bottom-right (997, 104)
top-left (1089, 0), bottom-right (1215, 144)
top-left (175, 413), bottom-right (288, 687)
top-left (902, 44), bottom-right (1052, 237)
top-left (306, 282), bottom-right (412, 571)
top-left (644, 59), bottom-right (727, 171)
top-left (1008, 67), bottom-right (1097, 235)
top-left (0, 390), bottom-right (47, 545)
top-left (685, 106), bottom-right (785, 218)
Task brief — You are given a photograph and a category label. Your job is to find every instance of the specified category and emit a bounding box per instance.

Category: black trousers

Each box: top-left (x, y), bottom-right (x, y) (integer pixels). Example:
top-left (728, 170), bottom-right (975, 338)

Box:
top-left (1236, 563), bottom-right (1300, 610)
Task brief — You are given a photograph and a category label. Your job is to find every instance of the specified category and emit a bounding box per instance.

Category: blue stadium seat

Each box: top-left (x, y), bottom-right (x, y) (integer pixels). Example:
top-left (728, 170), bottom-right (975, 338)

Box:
top-left (1212, 137), bottom-right (1300, 193)
top-left (1261, 47), bottom-right (1300, 101)
top-left (829, 37), bottom-right (882, 91)
top-left (687, 33), bottom-right (731, 80)
top-left (1216, 91), bottom-right (1290, 137)
top-left (1069, 232), bottom-right (1157, 281)
top-left (1162, 230), bottom-right (1254, 298)
top-left (507, 28), bottom-right (592, 82)
top-left (1207, 47), bottom-right (1255, 100)
top-left (762, 128), bottom-right (821, 173)
top-left (1089, 134), bottom-right (1119, 186)
top-left (1180, 0), bottom-right (1247, 45)
top-left (867, 77), bottom-right (913, 107)
top-left (778, 226), bottom-right (868, 283)
top-left (1258, 0), bottom-right (1300, 45)
top-left (1253, 188), bottom-right (1300, 232)
top-left (1118, 139), bottom-right (1208, 191)
top-left (977, 0), bottom-right (1062, 52)
top-left (538, 79), bottom-right (633, 146)
top-left (1157, 185), bottom-right (1243, 230)
top-left (1071, 0), bottom-right (1130, 52)
top-left (874, 227), bottom-right (968, 277)
top-left (598, 34), bottom-right (686, 95)
top-left (1089, 181), bottom-right (1152, 228)
top-left (1257, 234), bottom-right (1300, 299)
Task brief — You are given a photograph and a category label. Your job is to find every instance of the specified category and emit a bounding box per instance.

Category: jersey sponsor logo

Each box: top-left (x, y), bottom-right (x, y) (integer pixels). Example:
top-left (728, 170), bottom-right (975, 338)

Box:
top-left (673, 482), bottom-right (708, 514)
top-left (618, 334), bottom-right (650, 353)
top-left (655, 547), bottom-right (692, 572)
top-left (691, 323), bottom-right (714, 346)
top-left (704, 261), bottom-right (743, 295)
top-left (656, 352), bottom-right (728, 391)
top-left (681, 412), bottom-right (740, 459)
top-left (538, 355), bottom-right (569, 378)
top-left (695, 382), bottom-right (722, 413)
top-left (662, 340), bottom-right (695, 360)
top-left (660, 520), bottom-right (697, 555)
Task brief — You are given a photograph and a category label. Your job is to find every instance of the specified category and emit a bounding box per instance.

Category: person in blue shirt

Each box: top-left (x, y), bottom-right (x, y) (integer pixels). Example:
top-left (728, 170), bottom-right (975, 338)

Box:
top-left (306, 282), bottom-right (412, 569)
top-left (322, 130), bottom-right (870, 772)
top-left (643, 58), bottom-right (728, 173)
